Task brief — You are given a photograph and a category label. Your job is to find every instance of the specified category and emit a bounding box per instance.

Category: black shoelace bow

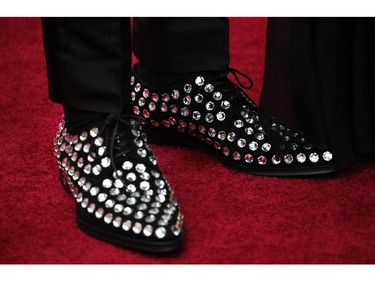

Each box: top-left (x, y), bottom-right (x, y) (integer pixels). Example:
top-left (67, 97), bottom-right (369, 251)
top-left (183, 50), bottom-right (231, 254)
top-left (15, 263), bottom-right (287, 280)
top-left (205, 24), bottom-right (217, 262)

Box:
top-left (225, 68), bottom-right (254, 91)
top-left (213, 68), bottom-right (258, 109)
top-left (90, 114), bottom-right (142, 174)
top-left (203, 68), bottom-right (255, 104)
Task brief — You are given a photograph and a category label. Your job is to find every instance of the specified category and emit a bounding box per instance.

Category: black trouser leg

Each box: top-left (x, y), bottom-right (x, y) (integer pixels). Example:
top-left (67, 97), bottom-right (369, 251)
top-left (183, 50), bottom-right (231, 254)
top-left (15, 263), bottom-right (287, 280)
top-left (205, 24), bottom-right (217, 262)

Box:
top-left (132, 17), bottom-right (230, 73)
top-left (42, 17), bottom-right (131, 114)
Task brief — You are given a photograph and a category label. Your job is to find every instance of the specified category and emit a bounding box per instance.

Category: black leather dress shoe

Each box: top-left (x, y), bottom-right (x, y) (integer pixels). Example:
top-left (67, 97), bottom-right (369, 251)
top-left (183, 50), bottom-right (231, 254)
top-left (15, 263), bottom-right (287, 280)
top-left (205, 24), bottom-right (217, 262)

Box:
top-left (54, 114), bottom-right (184, 252)
top-left (129, 64), bottom-right (337, 176)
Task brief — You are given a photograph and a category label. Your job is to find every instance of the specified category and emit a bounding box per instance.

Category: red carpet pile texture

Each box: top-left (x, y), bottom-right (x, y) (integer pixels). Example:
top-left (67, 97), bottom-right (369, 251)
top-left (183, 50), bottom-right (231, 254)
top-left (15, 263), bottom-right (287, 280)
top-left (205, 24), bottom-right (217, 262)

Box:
top-left (1, 18), bottom-right (375, 264)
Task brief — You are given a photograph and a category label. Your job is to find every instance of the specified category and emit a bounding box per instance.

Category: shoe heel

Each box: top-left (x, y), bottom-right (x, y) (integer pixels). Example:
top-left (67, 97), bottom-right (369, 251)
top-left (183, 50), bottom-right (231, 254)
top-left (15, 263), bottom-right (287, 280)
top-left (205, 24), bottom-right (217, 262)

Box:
top-left (59, 171), bottom-right (71, 194)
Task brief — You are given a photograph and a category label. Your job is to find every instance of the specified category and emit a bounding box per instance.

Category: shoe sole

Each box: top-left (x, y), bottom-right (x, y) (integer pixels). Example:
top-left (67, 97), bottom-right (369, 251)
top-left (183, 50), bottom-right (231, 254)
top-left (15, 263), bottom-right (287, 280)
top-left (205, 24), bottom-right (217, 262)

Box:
top-left (144, 127), bottom-right (338, 177)
top-left (75, 209), bottom-right (184, 253)
top-left (60, 172), bottom-right (184, 253)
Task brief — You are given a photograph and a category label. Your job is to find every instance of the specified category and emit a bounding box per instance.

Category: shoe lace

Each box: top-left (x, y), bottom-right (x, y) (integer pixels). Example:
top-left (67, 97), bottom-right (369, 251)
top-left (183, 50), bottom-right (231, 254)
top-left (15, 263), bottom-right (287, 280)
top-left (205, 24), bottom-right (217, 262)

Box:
top-left (225, 68), bottom-right (253, 91)
top-left (207, 68), bottom-right (255, 104)
top-left (90, 114), bottom-right (141, 173)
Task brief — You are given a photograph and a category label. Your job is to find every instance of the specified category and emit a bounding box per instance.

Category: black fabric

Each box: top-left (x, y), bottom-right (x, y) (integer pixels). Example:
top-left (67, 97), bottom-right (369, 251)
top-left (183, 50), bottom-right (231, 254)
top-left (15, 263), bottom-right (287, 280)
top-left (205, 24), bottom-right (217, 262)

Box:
top-left (260, 18), bottom-right (375, 168)
top-left (42, 17), bottom-right (230, 114)
top-left (132, 17), bottom-right (230, 73)
top-left (42, 17), bottom-right (132, 114)
top-left (63, 106), bottom-right (107, 133)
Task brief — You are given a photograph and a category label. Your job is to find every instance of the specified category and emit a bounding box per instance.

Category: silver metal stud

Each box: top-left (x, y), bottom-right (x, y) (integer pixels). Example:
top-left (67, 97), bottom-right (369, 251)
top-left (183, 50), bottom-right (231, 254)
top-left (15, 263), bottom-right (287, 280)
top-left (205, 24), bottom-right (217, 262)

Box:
top-left (132, 222), bottom-right (143, 234)
top-left (194, 94), bottom-right (204, 103)
top-left (205, 113), bottom-right (214, 123)
top-left (133, 106), bottom-right (140, 115)
top-left (192, 111), bottom-right (201, 121)
top-left (183, 95), bottom-right (191, 105)
top-left (87, 203), bottom-right (96, 213)
top-left (109, 188), bottom-right (120, 196)
top-left (149, 102), bottom-right (156, 111)
top-left (195, 76), bottom-right (205, 86)
top-left (95, 208), bottom-right (104, 219)
top-left (213, 91), bottom-right (222, 100)
top-left (143, 225), bottom-right (153, 237)
top-left (94, 137), bottom-right (103, 147)
top-left (89, 187), bottom-right (99, 196)
top-left (134, 82), bottom-right (141, 92)
top-left (172, 89), bottom-right (180, 99)
top-left (233, 151), bottom-right (241, 161)
top-left (140, 181), bottom-right (150, 190)
top-left (249, 141), bottom-right (258, 151)
top-left (184, 84), bottom-right (192, 93)
top-left (297, 153), bottom-right (306, 163)
top-left (181, 107), bottom-right (189, 117)
top-left (137, 148), bottom-right (147, 158)
top-left (123, 207), bottom-right (133, 216)
top-left (126, 172), bottom-right (137, 182)
top-left (221, 101), bottom-right (230, 109)
top-left (90, 128), bottom-right (99, 138)
top-left (162, 93), bottom-right (170, 102)
top-left (155, 179), bottom-right (165, 188)
top-left (216, 111), bottom-right (226, 121)
top-left (155, 227), bottom-right (167, 239)
top-left (255, 133), bottom-right (264, 141)
top-left (262, 143), bottom-right (271, 152)
top-left (126, 184), bottom-right (136, 193)
top-left (98, 146), bottom-right (106, 156)
top-left (145, 215), bottom-right (156, 223)
top-left (112, 216), bottom-right (122, 228)
top-left (83, 143), bottom-right (91, 153)
top-left (80, 132), bottom-right (88, 142)
top-left (83, 181), bottom-right (91, 192)
top-left (104, 213), bottom-right (113, 224)
top-left (257, 156), bottom-right (267, 165)
top-left (234, 120), bottom-right (244, 128)
top-left (309, 153), bottom-right (319, 163)
top-left (102, 179), bottom-right (112, 188)
top-left (134, 211), bottom-right (144, 220)
top-left (116, 194), bottom-right (127, 202)
top-left (122, 220), bottom-right (132, 231)
top-left (323, 151), bottom-right (333, 161)
top-left (135, 163), bottom-right (146, 173)
top-left (97, 193), bottom-right (108, 202)
top-left (204, 84), bottom-right (214, 93)
top-left (92, 164), bottom-right (102, 176)
top-left (170, 104), bottom-right (178, 114)
top-left (284, 154), bottom-right (293, 164)
top-left (218, 131), bottom-right (226, 140)
top-left (152, 93), bottom-right (159, 102)
top-left (113, 179), bottom-right (123, 189)
top-left (122, 161), bottom-right (133, 170)
top-left (81, 198), bottom-right (89, 208)
top-left (272, 155), bottom-right (281, 165)
top-left (160, 103), bottom-right (168, 112)
top-left (237, 138), bottom-right (246, 148)
top-left (206, 101), bottom-right (215, 111)
top-left (105, 199), bottom-right (115, 209)
top-left (245, 154), bottom-right (254, 163)
top-left (227, 132), bottom-right (236, 142)
top-left (223, 147), bottom-right (230, 156)
top-left (83, 164), bottom-right (92, 174)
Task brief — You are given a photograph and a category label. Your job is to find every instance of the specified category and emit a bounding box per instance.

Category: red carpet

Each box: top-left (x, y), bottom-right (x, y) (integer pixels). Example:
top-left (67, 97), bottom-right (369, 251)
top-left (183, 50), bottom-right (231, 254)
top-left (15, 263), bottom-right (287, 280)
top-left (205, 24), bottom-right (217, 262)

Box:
top-left (1, 17), bottom-right (375, 264)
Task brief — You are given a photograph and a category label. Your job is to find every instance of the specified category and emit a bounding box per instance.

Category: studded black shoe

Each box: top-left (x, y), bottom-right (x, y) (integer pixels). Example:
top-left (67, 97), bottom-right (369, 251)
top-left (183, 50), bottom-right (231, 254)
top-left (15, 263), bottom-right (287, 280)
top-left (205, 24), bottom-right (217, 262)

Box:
top-left (129, 64), bottom-right (337, 176)
top-left (54, 114), bottom-right (184, 253)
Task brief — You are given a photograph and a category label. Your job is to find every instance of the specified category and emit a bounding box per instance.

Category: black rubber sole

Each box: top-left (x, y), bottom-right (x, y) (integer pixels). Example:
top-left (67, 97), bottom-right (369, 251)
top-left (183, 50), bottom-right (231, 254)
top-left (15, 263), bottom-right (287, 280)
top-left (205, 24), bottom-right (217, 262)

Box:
top-left (75, 210), bottom-right (184, 254)
top-left (144, 127), bottom-right (338, 177)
